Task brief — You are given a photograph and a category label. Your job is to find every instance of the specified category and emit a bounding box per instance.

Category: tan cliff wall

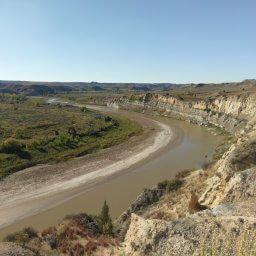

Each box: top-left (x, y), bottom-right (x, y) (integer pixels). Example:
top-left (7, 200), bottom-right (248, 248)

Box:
top-left (106, 93), bottom-right (256, 133)
top-left (106, 92), bottom-right (256, 255)
top-left (86, 92), bottom-right (256, 255)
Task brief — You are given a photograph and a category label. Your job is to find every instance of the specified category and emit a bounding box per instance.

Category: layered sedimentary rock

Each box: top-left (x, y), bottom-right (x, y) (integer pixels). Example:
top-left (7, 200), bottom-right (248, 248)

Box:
top-left (108, 91), bottom-right (256, 255)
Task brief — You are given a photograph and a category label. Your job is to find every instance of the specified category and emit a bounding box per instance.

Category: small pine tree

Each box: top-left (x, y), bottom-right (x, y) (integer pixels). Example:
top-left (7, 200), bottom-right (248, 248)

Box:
top-left (99, 200), bottom-right (113, 235)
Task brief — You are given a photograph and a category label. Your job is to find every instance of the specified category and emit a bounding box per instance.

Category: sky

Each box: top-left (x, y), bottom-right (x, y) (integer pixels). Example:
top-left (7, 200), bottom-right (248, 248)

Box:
top-left (0, 0), bottom-right (255, 84)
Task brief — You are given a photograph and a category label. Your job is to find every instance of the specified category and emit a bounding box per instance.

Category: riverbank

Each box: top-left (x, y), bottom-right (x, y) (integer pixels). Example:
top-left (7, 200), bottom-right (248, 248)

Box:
top-left (0, 109), bottom-right (175, 237)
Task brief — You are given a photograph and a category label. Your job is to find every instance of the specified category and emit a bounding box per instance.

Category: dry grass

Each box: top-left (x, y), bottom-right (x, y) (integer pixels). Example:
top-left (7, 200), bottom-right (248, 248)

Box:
top-left (200, 227), bottom-right (256, 256)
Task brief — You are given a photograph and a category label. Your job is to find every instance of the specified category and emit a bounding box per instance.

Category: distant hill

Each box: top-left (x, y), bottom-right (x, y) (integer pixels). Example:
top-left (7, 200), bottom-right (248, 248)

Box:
top-left (0, 80), bottom-right (184, 96)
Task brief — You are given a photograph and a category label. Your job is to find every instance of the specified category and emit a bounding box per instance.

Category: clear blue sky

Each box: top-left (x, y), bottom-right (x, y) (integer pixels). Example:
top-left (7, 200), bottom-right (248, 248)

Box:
top-left (0, 0), bottom-right (255, 83)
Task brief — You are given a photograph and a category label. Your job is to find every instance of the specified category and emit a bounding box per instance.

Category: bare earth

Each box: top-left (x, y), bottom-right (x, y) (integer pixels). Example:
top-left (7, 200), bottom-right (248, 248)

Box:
top-left (0, 110), bottom-right (174, 230)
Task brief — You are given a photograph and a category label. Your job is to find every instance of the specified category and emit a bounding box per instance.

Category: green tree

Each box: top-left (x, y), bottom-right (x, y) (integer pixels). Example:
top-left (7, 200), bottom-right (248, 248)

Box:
top-left (1, 138), bottom-right (22, 154)
top-left (99, 200), bottom-right (113, 235)
top-left (68, 127), bottom-right (77, 138)
top-left (80, 106), bottom-right (87, 112)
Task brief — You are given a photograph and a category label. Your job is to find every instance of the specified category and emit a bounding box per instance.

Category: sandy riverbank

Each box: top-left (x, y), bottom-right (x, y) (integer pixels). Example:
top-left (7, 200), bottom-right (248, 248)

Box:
top-left (0, 110), bottom-right (174, 230)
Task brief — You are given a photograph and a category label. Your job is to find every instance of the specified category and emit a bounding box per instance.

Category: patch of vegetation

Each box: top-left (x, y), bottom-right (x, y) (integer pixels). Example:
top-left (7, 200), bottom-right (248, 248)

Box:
top-left (4, 201), bottom-right (118, 255)
top-left (0, 96), bottom-right (143, 179)
top-left (175, 168), bottom-right (196, 179)
top-left (99, 200), bottom-right (113, 235)
top-left (201, 161), bottom-right (216, 171)
top-left (157, 178), bottom-right (183, 193)
top-left (213, 134), bottom-right (234, 161)
top-left (232, 140), bottom-right (256, 171)
top-left (200, 226), bottom-right (256, 256)
top-left (3, 227), bottom-right (37, 245)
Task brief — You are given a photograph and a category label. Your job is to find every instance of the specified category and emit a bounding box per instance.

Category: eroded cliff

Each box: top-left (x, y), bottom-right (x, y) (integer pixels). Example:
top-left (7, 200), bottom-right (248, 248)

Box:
top-left (108, 89), bottom-right (256, 255)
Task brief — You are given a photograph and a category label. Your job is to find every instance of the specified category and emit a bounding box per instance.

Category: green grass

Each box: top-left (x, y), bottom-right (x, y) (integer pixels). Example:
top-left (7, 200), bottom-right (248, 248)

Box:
top-left (0, 95), bottom-right (143, 179)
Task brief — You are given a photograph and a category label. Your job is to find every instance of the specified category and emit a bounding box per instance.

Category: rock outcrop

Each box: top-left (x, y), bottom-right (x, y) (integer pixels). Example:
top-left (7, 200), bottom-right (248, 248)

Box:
top-left (115, 187), bottom-right (165, 240)
top-left (113, 90), bottom-right (256, 255)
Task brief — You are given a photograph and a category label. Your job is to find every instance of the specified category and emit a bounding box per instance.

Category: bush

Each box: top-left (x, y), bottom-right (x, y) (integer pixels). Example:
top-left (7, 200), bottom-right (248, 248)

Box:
top-left (68, 127), bottom-right (77, 138)
top-left (80, 106), bottom-right (87, 112)
top-left (105, 116), bottom-right (112, 122)
top-left (1, 138), bottom-right (22, 154)
top-left (4, 227), bottom-right (37, 245)
top-left (157, 178), bottom-right (183, 192)
top-left (42, 226), bottom-right (57, 237)
top-left (102, 222), bottom-right (112, 235)
top-left (47, 234), bottom-right (60, 249)
top-left (85, 240), bottom-right (99, 255)
top-left (23, 227), bottom-right (38, 239)
top-left (128, 95), bottom-right (136, 101)
top-left (175, 168), bottom-right (195, 179)
top-left (177, 95), bottom-right (184, 100)
top-left (13, 128), bottom-right (24, 139)
top-left (201, 161), bottom-right (215, 171)
top-left (68, 213), bottom-right (99, 234)
top-left (25, 139), bottom-right (40, 149)
top-left (70, 242), bottom-right (85, 256)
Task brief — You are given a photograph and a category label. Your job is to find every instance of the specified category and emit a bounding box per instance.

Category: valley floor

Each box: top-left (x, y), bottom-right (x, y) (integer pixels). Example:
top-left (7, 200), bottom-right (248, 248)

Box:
top-left (0, 109), bottom-right (174, 237)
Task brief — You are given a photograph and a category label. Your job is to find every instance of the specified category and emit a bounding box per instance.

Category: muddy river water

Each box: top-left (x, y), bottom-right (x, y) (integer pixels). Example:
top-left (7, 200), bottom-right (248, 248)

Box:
top-left (0, 104), bottom-right (221, 239)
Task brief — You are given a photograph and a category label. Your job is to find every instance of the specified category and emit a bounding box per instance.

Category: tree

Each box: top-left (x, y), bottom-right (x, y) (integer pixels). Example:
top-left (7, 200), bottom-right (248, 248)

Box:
top-left (80, 106), bottom-right (87, 112)
top-left (68, 127), bottom-right (77, 138)
top-left (1, 138), bottom-right (22, 154)
top-left (99, 200), bottom-right (113, 235)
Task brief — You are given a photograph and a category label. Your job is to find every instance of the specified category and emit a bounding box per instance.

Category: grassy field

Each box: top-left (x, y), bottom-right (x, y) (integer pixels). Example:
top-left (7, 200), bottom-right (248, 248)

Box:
top-left (0, 94), bottom-right (143, 179)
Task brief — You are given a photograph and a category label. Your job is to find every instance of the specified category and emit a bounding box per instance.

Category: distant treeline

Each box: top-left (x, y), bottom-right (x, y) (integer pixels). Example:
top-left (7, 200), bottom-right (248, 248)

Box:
top-left (0, 80), bottom-right (184, 96)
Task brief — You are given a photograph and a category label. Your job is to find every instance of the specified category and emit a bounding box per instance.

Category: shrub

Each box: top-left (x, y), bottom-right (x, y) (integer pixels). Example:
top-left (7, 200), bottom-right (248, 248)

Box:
top-left (105, 116), bottom-right (112, 122)
top-left (23, 227), bottom-right (38, 239)
top-left (70, 242), bottom-right (85, 256)
top-left (54, 133), bottom-right (73, 146)
top-left (59, 225), bottom-right (76, 241)
top-left (1, 138), bottom-right (22, 154)
top-left (4, 227), bottom-right (37, 245)
top-left (80, 106), bottom-right (87, 112)
top-left (69, 213), bottom-right (99, 234)
top-left (98, 236), bottom-right (111, 247)
top-left (26, 139), bottom-right (40, 149)
top-left (13, 128), bottom-right (24, 139)
top-left (68, 127), bottom-right (77, 138)
top-left (157, 178), bottom-right (183, 192)
top-left (14, 232), bottom-right (29, 245)
top-left (42, 226), bottom-right (57, 237)
top-left (175, 168), bottom-right (195, 179)
top-left (47, 234), bottom-right (60, 249)
top-left (177, 95), bottom-right (184, 100)
top-left (102, 222), bottom-right (113, 235)
top-left (144, 93), bottom-right (153, 103)
top-left (128, 95), bottom-right (136, 101)
top-left (85, 240), bottom-right (99, 255)
top-left (202, 161), bottom-right (215, 171)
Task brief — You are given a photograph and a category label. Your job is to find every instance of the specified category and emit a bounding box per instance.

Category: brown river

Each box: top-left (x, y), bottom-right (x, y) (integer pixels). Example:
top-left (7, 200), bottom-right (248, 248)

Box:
top-left (0, 104), bottom-right (221, 240)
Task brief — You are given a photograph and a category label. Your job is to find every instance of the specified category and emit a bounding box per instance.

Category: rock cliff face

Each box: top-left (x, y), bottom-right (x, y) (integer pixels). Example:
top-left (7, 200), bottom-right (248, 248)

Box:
top-left (107, 91), bottom-right (256, 255)
top-left (107, 93), bottom-right (256, 133)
